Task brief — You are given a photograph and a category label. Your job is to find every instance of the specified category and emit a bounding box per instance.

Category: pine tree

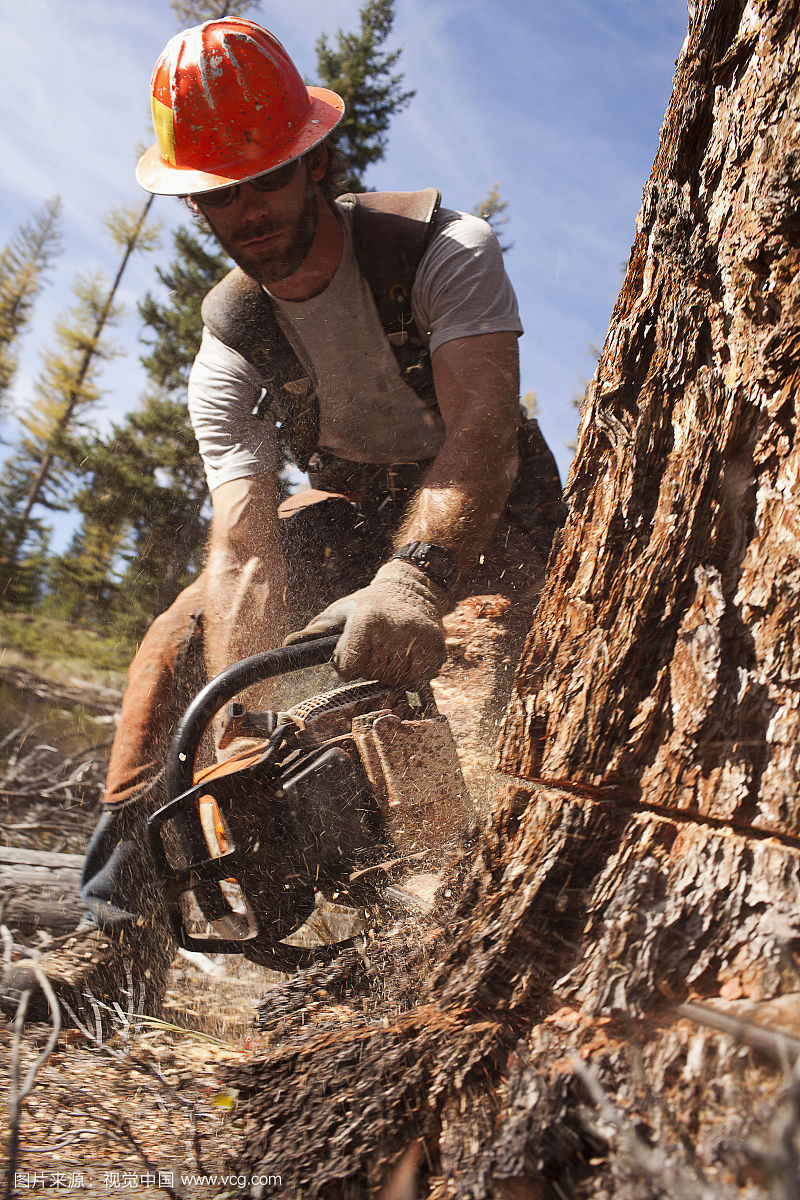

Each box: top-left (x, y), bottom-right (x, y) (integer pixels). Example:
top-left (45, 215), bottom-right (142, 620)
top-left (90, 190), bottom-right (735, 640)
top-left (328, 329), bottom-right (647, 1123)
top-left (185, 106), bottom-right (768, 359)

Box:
top-left (169, 0), bottom-right (259, 25)
top-left (115, 224), bottom-right (229, 626)
top-left (47, 512), bottom-right (128, 623)
top-left (473, 183), bottom-right (512, 253)
top-left (315, 0), bottom-right (414, 192)
top-left (57, 3), bottom-right (261, 630)
top-left (0, 455), bottom-right (51, 607)
top-left (53, 389), bottom-right (209, 634)
top-left (0, 197), bottom-right (62, 413)
top-left (0, 202), bottom-right (160, 600)
top-left (138, 226), bottom-right (229, 392)
top-left (58, 225), bottom-right (227, 632)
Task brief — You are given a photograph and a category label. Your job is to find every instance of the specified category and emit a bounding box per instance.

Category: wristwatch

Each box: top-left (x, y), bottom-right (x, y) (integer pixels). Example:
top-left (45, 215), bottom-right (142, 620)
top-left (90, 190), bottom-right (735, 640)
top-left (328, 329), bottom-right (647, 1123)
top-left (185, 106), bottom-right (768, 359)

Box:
top-left (392, 541), bottom-right (458, 591)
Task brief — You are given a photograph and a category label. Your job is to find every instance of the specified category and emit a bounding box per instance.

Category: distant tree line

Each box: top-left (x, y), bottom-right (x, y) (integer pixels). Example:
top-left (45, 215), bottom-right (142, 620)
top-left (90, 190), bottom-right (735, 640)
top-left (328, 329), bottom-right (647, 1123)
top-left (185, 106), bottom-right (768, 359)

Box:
top-left (0, 0), bottom-right (512, 650)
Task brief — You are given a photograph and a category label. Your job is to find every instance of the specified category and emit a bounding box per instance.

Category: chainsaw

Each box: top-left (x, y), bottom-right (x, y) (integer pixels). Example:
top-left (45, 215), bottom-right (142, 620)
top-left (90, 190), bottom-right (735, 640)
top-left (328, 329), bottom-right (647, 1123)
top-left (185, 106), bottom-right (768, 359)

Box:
top-left (147, 636), bottom-right (471, 972)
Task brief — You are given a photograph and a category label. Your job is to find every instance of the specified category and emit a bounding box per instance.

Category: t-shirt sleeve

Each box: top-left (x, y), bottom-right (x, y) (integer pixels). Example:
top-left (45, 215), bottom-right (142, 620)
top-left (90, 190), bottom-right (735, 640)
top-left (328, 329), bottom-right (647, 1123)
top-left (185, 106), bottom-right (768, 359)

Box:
top-left (187, 327), bottom-right (281, 492)
top-left (411, 209), bottom-right (523, 355)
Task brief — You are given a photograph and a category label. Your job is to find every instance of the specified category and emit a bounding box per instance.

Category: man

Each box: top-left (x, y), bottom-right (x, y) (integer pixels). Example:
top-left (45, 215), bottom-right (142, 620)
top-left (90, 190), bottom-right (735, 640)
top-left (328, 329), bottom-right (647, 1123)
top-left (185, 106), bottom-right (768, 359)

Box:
top-left (1, 17), bottom-right (564, 1020)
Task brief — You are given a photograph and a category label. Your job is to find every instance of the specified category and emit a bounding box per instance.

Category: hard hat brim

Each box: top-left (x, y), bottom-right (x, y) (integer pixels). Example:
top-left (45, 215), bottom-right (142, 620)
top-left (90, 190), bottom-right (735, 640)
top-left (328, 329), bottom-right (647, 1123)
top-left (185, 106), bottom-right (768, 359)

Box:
top-left (136, 87), bottom-right (345, 197)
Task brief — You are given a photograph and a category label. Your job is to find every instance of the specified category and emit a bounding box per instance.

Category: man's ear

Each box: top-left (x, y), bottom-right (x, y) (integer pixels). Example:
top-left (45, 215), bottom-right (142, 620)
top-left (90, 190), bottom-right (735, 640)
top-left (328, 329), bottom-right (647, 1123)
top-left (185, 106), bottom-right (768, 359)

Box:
top-left (308, 143), bottom-right (328, 182)
top-left (181, 196), bottom-right (213, 234)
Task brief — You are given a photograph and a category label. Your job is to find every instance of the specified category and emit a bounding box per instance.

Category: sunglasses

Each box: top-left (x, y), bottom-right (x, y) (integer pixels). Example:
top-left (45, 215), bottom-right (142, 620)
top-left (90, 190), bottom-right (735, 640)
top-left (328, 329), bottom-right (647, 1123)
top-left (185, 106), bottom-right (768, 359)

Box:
top-left (191, 158), bottom-right (301, 209)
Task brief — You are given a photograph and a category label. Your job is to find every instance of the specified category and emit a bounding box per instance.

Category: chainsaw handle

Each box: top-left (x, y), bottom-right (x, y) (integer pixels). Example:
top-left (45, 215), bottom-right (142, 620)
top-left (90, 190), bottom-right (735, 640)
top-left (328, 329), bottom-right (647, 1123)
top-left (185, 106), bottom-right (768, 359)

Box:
top-left (166, 635), bottom-right (339, 799)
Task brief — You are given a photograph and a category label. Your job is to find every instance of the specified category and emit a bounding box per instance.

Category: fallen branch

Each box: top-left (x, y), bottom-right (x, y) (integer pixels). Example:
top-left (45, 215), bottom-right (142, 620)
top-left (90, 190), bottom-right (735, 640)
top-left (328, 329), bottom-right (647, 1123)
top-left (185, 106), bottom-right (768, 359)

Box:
top-left (0, 847), bottom-right (86, 937)
top-left (2, 927), bottom-right (62, 1200)
top-left (676, 1002), bottom-right (800, 1068)
top-left (0, 667), bottom-right (120, 716)
top-left (0, 728), bottom-right (111, 808)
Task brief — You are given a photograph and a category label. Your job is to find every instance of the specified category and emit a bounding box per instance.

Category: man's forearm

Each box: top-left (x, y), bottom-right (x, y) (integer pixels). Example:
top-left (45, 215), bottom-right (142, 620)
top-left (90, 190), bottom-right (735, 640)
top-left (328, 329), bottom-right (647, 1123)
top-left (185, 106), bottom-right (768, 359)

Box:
top-left (396, 430), bottom-right (519, 571)
top-left (203, 546), bottom-right (290, 678)
top-left (397, 332), bottom-right (521, 572)
top-left (203, 475), bottom-right (290, 715)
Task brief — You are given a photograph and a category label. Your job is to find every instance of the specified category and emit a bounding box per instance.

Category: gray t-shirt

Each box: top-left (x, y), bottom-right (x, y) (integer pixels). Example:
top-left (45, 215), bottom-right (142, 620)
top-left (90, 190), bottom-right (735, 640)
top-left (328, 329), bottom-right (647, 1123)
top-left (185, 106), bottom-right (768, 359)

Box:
top-left (188, 205), bottom-right (523, 492)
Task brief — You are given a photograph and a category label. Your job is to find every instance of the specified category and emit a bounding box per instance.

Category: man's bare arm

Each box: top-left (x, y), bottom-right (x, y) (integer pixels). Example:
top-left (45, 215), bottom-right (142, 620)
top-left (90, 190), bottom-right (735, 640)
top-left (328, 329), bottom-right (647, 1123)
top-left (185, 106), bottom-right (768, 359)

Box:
top-left (204, 473), bottom-right (289, 711)
top-left (396, 331), bottom-right (520, 569)
top-left (285, 331), bottom-right (521, 685)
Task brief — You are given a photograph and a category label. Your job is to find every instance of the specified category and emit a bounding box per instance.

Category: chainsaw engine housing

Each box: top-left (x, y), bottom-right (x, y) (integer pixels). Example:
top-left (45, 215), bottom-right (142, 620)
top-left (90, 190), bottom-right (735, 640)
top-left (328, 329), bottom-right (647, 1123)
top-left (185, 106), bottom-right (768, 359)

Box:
top-left (148, 662), bottom-right (470, 970)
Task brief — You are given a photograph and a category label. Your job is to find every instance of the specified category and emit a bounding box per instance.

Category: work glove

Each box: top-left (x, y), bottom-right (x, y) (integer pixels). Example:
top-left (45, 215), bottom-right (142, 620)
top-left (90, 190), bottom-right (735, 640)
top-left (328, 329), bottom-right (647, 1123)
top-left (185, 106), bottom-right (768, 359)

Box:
top-left (284, 559), bottom-right (449, 687)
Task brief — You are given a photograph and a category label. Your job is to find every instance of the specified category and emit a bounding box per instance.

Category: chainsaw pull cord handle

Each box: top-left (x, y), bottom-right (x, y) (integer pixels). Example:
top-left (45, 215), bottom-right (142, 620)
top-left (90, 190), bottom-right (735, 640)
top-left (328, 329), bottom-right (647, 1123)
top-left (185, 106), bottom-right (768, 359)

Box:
top-left (166, 635), bottom-right (339, 801)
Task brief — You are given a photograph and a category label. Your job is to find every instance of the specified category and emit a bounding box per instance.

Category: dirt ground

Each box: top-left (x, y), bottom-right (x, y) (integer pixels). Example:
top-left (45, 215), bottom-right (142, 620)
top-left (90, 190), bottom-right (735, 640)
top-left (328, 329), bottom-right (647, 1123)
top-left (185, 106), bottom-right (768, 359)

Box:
top-left (0, 661), bottom-right (458, 1198)
top-left (0, 665), bottom-right (271, 1198)
top-left (1, 950), bottom-right (289, 1199)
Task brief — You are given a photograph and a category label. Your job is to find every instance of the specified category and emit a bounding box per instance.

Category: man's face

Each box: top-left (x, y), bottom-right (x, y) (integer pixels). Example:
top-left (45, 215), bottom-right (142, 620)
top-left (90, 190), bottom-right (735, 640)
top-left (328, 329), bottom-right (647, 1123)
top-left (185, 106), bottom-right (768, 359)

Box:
top-left (194, 158), bottom-right (319, 287)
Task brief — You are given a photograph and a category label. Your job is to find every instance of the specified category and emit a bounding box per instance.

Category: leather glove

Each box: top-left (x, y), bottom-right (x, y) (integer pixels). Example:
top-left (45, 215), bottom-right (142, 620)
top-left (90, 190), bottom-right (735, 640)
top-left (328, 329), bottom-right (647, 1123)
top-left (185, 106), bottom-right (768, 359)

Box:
top-left (284, 559), bottom-right (449, 686)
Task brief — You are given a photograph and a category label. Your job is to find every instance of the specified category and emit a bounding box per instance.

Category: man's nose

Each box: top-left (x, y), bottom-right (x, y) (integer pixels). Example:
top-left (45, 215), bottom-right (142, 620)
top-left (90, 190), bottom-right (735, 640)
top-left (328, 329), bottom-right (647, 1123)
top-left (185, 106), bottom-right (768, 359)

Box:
top-left (236, 181), bottom-right (275, 219)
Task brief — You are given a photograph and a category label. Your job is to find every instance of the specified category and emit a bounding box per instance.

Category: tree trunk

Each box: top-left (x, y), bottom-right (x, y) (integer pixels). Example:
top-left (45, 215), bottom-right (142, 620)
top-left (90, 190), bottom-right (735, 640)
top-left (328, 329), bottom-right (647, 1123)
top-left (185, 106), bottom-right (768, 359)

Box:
top-left (497, 0), bottom-right (800, 826)
top-left (230, 2), bottom-right (800, 1195)
top-left (0, 846), bottom-right (84, 935)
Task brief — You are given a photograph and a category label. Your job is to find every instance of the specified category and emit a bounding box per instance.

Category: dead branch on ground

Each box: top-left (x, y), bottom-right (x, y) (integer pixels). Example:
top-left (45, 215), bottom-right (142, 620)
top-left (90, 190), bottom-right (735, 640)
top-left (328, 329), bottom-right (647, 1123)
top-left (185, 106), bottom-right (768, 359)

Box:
top-left (2, 928), bottom-right (61, 1200)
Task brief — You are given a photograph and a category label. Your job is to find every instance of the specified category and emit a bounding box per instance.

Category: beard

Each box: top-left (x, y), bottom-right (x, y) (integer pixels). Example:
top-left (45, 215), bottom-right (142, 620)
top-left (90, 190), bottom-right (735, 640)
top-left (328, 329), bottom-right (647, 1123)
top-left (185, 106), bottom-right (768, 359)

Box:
top-left (211, 170), bottom-right (319, 286)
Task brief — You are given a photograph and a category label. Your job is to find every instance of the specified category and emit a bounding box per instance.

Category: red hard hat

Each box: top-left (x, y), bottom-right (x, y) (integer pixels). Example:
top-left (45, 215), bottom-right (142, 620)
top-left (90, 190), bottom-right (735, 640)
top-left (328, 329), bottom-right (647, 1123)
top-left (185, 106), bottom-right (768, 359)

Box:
top-left (136, 18), bottom-right (345, 196)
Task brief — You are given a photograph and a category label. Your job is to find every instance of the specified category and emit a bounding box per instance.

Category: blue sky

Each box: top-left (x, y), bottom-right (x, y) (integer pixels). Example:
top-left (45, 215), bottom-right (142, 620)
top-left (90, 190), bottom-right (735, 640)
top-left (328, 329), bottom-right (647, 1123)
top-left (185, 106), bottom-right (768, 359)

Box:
top-left (1, 0), bottom-right (688, 505)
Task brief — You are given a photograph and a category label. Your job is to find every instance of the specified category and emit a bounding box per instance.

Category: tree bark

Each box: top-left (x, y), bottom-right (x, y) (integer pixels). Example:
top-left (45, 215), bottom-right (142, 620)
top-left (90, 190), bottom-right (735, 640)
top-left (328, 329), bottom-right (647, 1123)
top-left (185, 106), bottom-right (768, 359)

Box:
top-left (231, 2), bottom-right (800, 1195)
top-left (0, 846), bottom-right (84, 935)
top-left (497, 0), bottom-right (800, 835)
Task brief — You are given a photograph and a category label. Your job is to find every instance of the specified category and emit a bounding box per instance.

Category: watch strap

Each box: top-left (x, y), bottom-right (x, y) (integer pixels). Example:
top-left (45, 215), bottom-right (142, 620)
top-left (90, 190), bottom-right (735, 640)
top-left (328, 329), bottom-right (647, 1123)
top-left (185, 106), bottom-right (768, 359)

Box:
top-left (392, 541), bottom-right (458, 591)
